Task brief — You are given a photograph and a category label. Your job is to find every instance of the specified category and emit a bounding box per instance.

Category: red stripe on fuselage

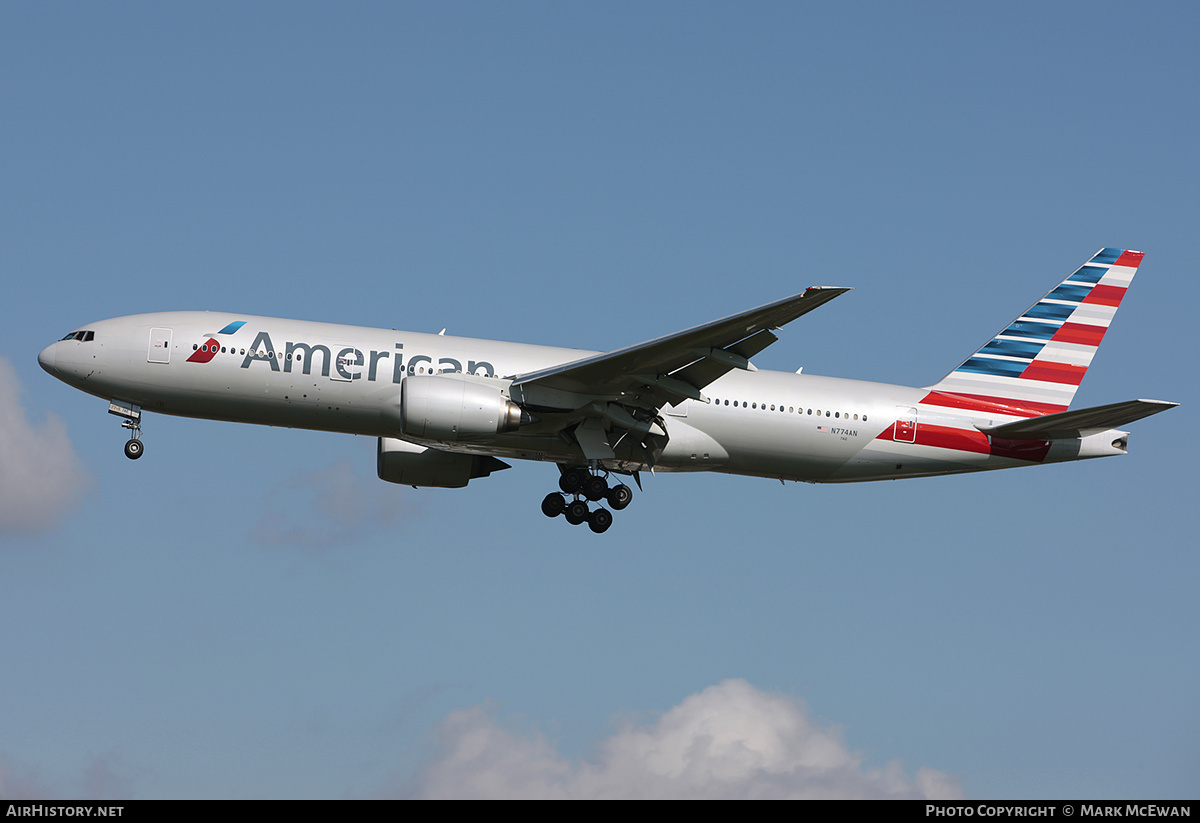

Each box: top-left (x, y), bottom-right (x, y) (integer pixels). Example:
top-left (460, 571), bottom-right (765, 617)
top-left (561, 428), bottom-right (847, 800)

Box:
top-left (876, 422), bottom-right (985, 451)
top-left (919, 391), bottom-right (1058, 417)
top-left (875, 422), bottom-right (1050, 462)
top-left (914, 424), bottom-right (990, 455)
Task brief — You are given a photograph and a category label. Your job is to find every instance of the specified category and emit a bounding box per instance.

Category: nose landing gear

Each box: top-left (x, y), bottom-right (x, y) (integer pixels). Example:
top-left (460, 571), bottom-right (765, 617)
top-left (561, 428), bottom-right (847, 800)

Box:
top-left (108, 400), bottom-right (144, 460)
top-left (542, 466), bottom-right (634, 533)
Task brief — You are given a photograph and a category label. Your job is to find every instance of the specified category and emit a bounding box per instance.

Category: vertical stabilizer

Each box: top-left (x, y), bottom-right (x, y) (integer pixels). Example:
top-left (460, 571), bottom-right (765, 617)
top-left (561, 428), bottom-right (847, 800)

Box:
top-left (925, 248), bottom-right (1143, 417)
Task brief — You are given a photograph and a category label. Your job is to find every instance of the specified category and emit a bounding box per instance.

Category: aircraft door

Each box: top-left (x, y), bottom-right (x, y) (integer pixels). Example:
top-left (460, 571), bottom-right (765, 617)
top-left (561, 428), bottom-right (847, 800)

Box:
top-left (148, 328), bottom-right (172, 364)
top-left (894, 406), bottom-right (917, 443)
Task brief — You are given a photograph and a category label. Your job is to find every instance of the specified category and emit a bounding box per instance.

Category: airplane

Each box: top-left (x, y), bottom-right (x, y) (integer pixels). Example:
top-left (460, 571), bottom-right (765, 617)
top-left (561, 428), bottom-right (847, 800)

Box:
top-left (38, 247), bottom-right (1177, 534)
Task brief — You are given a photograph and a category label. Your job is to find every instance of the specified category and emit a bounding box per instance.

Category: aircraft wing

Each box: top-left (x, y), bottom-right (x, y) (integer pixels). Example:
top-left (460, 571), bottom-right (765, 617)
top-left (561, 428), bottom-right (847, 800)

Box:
top-left (977, 398), bottom-right (1179, 440)
top-left (511, 286), bottom-right (850, 408)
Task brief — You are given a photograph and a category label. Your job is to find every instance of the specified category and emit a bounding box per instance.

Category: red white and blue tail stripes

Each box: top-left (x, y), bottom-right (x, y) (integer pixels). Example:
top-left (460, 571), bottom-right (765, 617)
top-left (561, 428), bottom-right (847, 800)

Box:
top-left (924, 248), bottom-right (1143, 417)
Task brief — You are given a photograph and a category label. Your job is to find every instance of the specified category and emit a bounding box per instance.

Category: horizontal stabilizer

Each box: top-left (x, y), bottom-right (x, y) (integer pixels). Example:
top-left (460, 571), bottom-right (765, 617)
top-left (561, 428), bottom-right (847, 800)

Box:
top-left (977, 399), bottom-right (1178, 440)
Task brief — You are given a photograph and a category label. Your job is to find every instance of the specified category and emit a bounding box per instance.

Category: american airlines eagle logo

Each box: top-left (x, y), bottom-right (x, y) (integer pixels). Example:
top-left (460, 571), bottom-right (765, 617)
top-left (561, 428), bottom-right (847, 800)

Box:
top-left (185, 320), bottom-right (246, 363)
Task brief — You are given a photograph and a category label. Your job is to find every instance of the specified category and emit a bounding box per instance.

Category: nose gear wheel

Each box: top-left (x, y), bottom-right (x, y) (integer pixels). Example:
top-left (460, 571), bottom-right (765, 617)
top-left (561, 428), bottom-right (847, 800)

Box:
top-left (123, 436), bottom-right (144, 460)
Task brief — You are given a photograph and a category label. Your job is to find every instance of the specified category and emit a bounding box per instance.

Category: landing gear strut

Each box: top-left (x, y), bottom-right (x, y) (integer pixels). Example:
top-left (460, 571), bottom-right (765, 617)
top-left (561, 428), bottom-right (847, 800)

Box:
top-left (108, 400), bottom-right (144, 460)
top-left (541, 466), bottom-right (634, 534)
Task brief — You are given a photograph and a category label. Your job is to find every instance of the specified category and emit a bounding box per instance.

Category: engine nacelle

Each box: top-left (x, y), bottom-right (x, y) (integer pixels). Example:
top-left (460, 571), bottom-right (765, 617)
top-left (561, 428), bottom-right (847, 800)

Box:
top-left (377, 437), bottom-right (509, 488)
top-left (401, 375), bottom-right (526, 442)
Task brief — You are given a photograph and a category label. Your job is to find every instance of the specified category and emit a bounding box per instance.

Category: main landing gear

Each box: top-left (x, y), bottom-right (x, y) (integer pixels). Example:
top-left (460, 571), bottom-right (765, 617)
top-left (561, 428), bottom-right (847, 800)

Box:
top-left (108, 400), bottom-right (144, 460)
top-left (541, 467), bottom-right (633, 534)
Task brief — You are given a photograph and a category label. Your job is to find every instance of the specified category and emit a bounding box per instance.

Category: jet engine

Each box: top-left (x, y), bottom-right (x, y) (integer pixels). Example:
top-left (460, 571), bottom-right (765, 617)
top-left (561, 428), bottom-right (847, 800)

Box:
top-left (400, 375), bottom-right (529, 442)
top-left (377, 437), bottom-right (509, 488)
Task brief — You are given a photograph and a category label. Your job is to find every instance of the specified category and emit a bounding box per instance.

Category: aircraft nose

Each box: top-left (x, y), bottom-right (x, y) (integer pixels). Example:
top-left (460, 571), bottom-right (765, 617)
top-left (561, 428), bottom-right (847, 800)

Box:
top-left (37, 342), bottom-right (58, 376)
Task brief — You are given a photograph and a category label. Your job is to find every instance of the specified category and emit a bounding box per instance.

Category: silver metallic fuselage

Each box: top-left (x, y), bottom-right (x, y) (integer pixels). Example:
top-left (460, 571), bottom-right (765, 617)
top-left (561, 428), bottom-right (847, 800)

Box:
top-left (38, 311), bottom-right (1123, 484)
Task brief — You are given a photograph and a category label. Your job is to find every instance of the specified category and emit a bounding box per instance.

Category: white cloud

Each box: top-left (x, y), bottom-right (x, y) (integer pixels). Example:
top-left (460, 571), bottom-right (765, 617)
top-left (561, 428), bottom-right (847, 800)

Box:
top-left (0, 751), bottom-right (130, 800)
top-left (403, 679), bottom-right (964, 799)
top-left (0, 756), bottom-right (56, 800)
top-left (0, 356), bottom-right (88, 534)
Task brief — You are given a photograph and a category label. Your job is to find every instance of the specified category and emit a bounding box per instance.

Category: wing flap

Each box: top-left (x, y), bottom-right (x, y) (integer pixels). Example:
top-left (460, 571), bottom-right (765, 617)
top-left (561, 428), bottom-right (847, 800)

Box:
top-left (669, 329), bottom-right (777, 394)
top-left (512, 286), bottom-right (850, 401)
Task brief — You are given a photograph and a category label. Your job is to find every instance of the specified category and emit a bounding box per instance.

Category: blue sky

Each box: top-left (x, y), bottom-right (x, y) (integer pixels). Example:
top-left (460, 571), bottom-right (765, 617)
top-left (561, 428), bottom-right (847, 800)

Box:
top-left (2, 2), bottom-right (1196, 799)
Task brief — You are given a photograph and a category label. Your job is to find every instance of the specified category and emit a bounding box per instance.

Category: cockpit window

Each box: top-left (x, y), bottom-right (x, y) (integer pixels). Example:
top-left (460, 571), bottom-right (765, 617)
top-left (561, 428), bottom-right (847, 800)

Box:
top-left (60, 330), bottom-right (95, 342)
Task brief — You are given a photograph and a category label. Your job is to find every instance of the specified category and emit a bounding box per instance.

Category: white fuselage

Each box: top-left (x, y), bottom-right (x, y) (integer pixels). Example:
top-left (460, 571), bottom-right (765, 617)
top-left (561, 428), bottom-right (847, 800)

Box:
top-left (38, 311), bottom-right (1126, 484)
